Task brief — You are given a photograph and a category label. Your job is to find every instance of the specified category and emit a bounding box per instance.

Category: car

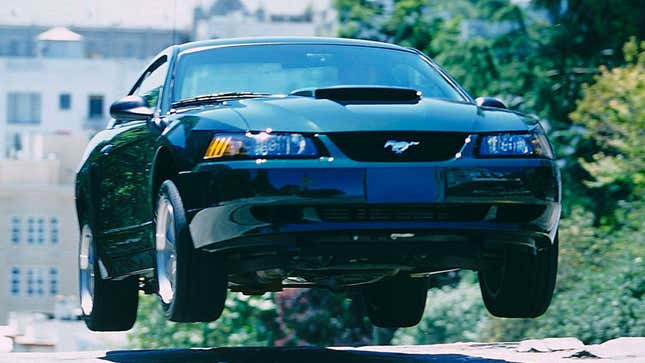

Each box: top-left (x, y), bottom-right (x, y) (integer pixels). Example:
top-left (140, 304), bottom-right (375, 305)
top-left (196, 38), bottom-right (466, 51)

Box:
top-left (75, 37), bottom-right (561, 332)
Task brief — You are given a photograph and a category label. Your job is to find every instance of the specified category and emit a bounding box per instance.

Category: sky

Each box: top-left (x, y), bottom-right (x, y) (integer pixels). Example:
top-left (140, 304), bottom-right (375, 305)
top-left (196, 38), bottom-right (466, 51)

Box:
top-left (0, 0), bottom-right (331, 30)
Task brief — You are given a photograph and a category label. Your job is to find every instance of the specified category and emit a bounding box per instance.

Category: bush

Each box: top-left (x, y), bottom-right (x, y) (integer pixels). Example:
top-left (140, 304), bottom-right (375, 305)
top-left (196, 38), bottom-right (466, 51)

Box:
top-left (273, 289), bottom-right (373, 346)
top-left (129, 293), bottom-right (280, 348)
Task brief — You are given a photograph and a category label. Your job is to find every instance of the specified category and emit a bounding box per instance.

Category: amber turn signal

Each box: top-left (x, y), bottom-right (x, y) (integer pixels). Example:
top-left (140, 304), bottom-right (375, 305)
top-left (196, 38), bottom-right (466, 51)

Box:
top-left (204, 136), bottom-right (232, 159)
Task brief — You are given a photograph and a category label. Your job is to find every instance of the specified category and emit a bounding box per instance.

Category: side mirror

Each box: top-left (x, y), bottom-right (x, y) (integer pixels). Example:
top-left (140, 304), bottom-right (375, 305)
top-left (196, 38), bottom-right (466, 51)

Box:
top-left (475, 97), bottom-right (507, 109)
top-left (109, 95), bottom-right (154, 122)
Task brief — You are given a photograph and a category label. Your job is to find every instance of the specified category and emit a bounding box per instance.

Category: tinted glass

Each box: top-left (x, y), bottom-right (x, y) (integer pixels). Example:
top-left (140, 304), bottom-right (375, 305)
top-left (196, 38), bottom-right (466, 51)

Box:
top-left (136, 58), bottom-right (168, 108)
top-left (173, 44), bottom-right (464, 102)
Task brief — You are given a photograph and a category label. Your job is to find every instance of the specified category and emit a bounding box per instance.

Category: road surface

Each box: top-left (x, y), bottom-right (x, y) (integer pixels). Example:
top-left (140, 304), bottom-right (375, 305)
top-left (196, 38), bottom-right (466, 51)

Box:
top-left (1, 337), bottom-right (644, 363)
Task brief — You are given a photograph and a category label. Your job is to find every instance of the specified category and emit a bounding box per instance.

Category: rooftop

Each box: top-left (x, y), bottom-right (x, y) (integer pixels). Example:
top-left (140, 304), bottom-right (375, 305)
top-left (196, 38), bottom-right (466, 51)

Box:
top-left (36, 27), bottom-right (82, 42)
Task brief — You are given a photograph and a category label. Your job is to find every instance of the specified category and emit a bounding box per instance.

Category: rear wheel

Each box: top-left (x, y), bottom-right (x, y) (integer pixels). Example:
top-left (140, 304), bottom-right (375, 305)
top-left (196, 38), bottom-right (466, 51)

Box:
top-left (478, 233), bottom-right (559, 318)
top-left (79, 224), bottom-right (138, 331)
top-left (362, 274), bottom-right (428, 328)
top-left (155, 180), bottom-right (228, 322)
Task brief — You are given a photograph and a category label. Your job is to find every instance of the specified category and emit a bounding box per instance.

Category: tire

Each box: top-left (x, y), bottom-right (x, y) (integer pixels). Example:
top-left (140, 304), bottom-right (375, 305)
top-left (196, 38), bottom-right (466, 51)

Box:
top-left (362, 274), bottom-right (428, 328)
top-left (478, 233), bottom-right (559, 318)
top-left (155, 180), bottom-right (228, 322)
top-left (79, 224), bottom-right (138, 331)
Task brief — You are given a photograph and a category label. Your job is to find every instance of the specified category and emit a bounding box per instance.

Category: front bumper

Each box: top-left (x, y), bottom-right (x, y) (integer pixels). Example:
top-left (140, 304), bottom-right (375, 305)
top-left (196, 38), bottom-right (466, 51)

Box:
top-left (177, 156), bottom-right (561, 252)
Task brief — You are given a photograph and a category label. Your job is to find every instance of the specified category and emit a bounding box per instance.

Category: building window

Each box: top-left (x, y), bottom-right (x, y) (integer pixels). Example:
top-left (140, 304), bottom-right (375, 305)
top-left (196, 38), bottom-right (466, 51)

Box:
top-left (49, 268), bottom-right (59, 296)
top-left (36, 217), bottom-right (45, 244)
top-left (26, 217), bottom-right (35, 244)
top-left (88, 95), bottom-right (104, 118)
top-left (34, 269), bottom-right (45, 296)
top-left (11, 216), bottom-right (59, 245)
top-left (10, 216), bottom-right (21, 244)
top-left (26, 269), bottom-right (34, 296)
top-left (10, 268), bottom-right (20, 296)
top-left (50, 217), bottom-right (59, 244)
top-left (7, 93), bottom-right (42, 124)
top-left (9, 40), bottom-right (20, 56)
top-left (59, 93), bottom-right (71, 110)
top-left (25, 268), bottom-right (47, 297)
top-left (36, 269), bottom-right (45, 296)
top-left (9, 267), bottom-right (56, 297)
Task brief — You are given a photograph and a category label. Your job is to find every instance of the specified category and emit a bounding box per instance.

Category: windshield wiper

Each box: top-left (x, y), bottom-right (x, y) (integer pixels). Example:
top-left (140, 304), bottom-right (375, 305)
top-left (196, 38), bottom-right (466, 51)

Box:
top-left (171, 92), bottom-right (274, 109)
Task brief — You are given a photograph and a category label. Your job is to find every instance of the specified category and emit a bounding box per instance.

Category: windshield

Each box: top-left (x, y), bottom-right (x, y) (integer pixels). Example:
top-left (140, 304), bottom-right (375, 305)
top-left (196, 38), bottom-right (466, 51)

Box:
top-left (172, 44), bottom-right (465, 102)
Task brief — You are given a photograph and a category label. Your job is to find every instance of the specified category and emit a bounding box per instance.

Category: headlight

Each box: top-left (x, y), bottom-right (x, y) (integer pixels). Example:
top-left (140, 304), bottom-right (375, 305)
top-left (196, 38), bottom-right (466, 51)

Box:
top-left (204, 132), bottom-right (319, 159)
top-left (478, 127), bottom-right (554, 158)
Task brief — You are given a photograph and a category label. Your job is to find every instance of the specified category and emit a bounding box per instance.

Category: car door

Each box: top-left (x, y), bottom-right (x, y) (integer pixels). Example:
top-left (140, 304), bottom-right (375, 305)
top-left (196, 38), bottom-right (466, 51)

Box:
top-left (94, 57), bottom-right (169, 256)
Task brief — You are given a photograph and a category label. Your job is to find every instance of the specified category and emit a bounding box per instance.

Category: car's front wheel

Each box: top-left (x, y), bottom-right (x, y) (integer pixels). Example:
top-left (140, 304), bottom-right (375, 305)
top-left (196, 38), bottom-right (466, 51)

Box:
top-left (478, 233), bottom-right (559, 318)
top-left (362, 274), bottom-right (428, 328)
top-left (155, 180), bottom-right (228, 322)
top-left (79, 224), bottom-right (138, 331)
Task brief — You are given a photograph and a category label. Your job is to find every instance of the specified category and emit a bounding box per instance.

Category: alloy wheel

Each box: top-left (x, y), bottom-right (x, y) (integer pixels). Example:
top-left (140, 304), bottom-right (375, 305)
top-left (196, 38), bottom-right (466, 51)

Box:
top-left (79, 224), bottom-right (95, 316)
top-left (156, 197), bottom-right (178, 305)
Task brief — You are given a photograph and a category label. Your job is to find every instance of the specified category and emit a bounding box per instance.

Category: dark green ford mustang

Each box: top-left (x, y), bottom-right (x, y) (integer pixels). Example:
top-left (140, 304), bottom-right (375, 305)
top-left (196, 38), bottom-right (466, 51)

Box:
top-left (75, 37), bottom-right (561, 331)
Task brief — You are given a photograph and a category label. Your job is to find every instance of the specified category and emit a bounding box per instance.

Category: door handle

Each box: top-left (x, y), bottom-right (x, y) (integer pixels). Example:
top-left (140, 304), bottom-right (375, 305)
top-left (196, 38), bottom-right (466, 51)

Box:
top-left (100, 144), bottom-right (114, 155)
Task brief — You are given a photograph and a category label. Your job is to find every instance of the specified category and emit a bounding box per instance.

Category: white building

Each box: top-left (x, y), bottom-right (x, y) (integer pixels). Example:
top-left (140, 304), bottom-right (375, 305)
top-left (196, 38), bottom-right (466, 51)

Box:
top-left (192, 0), bottom-right (337, 40)
top-left (0, 27), bottom-right (144, 159)
top-left (0, 134), bottom-right (87, 327)
top-left (0, 27), bottom-right (144, 329)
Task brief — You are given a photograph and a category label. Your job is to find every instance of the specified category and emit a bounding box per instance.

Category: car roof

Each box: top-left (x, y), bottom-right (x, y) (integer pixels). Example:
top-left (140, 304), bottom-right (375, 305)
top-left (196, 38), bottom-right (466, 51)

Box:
top-left (175, 37), bottom-right (411, 53)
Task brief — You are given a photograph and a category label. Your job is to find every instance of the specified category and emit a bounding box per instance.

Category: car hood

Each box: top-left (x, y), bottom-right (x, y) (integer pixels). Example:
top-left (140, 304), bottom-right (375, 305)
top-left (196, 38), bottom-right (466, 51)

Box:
top-left (178, 96), bottom-right (537, 133)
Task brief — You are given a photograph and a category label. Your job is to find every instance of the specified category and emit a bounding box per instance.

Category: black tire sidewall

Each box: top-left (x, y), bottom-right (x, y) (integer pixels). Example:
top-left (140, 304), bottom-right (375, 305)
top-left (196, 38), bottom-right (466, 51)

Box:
top-left (363, 275), bottom-right (428, 328)
top-left (80, 223), bottom-right (138, 331)
top-left (155, 180), bottom-right (191, 320)
top-left (479, 234), bottom-right (559, 318)
top-left (155, 180), bottom-right (228, 322)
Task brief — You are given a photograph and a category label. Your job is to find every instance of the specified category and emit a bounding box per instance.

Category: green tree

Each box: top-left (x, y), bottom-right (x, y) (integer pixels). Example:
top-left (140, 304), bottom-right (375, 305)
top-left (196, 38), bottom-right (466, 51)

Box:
top-left (129, 290), bottom-right (376, 348)
top-left (273, 289), bottom-right (373, 346)
top-left (569, 38), bottom-right (645, 222)
top-left (335, 0), bottom-right (388, 40)
top-left (129, 293), bottom-right (281, 348)
top-left (335, 0), bottom-right (645, 124)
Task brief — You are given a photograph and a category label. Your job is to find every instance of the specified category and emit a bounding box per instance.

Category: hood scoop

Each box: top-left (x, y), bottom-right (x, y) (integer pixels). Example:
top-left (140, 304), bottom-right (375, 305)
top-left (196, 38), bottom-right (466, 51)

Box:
top-left (291, 86), bottom-right (421, 104)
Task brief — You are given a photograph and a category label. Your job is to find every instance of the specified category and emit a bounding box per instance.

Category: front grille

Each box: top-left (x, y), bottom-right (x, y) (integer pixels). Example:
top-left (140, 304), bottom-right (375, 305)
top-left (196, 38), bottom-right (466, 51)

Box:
top-left (249, 204), bottom-right (546, 224)
top-left (317, 204), bottom-right (490, 222)
top-left (328, 132), bottom-right (469, 162)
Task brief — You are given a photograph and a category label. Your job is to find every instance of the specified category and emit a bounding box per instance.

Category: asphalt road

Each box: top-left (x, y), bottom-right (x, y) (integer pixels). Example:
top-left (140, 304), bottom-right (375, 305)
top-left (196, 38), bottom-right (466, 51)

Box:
top-left (2, 338), bottom-right (644, 363)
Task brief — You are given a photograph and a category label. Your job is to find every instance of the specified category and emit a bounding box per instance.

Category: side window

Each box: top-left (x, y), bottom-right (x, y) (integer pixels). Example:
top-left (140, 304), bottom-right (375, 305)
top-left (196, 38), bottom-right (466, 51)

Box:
top-left (135, 58), bottom-right (169, 109)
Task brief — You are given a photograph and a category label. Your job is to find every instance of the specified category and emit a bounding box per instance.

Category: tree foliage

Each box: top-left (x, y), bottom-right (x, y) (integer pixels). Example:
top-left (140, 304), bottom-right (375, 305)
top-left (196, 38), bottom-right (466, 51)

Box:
top-left (129, 289), bottom-right (376, 348)
top-left (129, 293), bottom-right (281, 348)
top-left (571, 39), bottom-right (645, 195)
top-left (272, 289), bottom-right (374, 346)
